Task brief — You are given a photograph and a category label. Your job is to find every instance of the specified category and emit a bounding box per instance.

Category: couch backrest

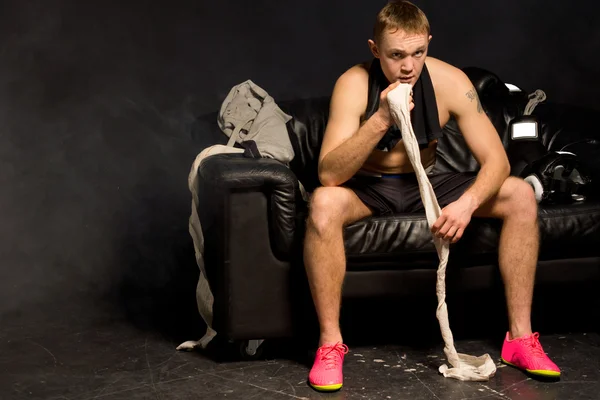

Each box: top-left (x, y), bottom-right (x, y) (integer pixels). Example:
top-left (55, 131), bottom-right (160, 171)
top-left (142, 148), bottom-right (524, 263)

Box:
top-left (279, 96), bottom-right (331, 194)
top-left (280, 67), bottom-right (529, 193)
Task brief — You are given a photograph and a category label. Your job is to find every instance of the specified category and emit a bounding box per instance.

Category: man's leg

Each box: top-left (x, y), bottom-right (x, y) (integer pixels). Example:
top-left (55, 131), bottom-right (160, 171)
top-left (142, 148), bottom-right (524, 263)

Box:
top-left (472, 177), bottom-right (537, 339)
top-left (472, 177), bottom-right (560, 377)
top-left (406, 172), bottom-right (540, 339)
top-left (304, 186), bottom-right (372, 346)
top-left (303, 185), bottom-right (372, 391)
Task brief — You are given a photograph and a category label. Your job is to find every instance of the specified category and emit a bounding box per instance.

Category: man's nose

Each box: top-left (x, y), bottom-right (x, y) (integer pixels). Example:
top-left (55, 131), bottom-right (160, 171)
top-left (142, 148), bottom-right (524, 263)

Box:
top-left (401, 58), bottom-right (414, 73)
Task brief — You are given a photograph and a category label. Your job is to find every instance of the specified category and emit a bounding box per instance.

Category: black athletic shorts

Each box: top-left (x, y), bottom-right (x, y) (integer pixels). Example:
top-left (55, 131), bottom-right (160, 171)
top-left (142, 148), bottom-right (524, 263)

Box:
top-left (343, 171), bottom-right (477, 216)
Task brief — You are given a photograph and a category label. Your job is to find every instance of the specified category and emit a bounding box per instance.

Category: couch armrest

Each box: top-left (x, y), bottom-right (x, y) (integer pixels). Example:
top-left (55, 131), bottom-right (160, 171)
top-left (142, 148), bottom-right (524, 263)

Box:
top-left (195, 153), bottom-right (307, 339)
top-left (197, 153), bottom-right (304, 259)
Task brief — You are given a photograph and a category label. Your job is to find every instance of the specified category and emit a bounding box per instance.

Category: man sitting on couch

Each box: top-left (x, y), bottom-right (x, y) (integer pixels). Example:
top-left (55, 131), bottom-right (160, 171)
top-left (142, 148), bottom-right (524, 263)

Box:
top-left (303, 0), bottom-right (561, 392)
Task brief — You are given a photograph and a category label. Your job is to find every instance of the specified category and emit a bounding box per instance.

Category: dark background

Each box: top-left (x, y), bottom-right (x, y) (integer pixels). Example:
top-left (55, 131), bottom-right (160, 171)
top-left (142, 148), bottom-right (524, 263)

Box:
top-left (1, 0), bottom-right (598, 340)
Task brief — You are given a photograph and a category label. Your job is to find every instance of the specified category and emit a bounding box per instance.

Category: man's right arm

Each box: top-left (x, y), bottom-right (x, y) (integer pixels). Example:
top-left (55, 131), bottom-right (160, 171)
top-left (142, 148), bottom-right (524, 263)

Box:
top-left (318, 68), bottom-right (393, 187)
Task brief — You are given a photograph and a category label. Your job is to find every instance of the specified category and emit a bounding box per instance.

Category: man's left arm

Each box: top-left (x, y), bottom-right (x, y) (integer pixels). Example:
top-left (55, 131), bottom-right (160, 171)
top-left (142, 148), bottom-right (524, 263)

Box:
top-left (431, 70), bottom-right (510, 242)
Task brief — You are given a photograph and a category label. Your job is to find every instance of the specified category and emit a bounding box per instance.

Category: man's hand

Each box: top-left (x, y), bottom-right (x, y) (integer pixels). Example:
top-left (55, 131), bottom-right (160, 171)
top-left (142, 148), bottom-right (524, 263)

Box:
top-left (374, 82), bottom-right (414, 129)
top-left (431, 197), bottom-right (477, 243)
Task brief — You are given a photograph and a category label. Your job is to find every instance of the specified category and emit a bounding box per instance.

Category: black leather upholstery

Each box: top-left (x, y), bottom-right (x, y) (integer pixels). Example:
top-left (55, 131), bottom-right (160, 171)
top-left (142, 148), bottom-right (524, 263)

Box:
top-left (538, 200), bottom-right (600, 256)
top-left (434, 68), bottom-right (528, 174)
top-left (533, 102), bottom-right (600, 197)
top-left (339, 199), bottom-right (600, 264)
top-left (194, 66), bottom-right (600, 342)
top-left (280, 96), bottom-right (330, 194)
top-left (343, 215), bottom-right (501, 260)
top-left (198, 153), bottom-right (304, 260)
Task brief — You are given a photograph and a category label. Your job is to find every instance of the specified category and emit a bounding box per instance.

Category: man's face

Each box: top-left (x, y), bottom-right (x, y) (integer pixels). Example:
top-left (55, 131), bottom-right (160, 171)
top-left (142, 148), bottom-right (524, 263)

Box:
top-left (369, 29), bottom-right (432, 86)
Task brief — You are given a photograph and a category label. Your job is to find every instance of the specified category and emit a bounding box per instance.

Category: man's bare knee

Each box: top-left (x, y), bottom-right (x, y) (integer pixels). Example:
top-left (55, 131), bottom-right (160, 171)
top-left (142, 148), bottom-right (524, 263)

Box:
top-left (307, 186), bottom-right (370, 234)
top-left (307, 187), bottom-right (348, 234)
top-left (506, 178), bottom-right (538, 221)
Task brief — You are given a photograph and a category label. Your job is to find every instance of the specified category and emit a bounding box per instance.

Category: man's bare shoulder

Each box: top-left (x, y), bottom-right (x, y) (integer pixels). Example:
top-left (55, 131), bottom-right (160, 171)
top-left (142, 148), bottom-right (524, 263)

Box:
top-left (319, 62), bottom-right (372, 165)
top-left (425, 57), bottom-right (478, 116)
top-left (339, 61), bottom-right (370, 80)
top-left (334, 62), bottom-right (370, 94)
top-left (330, 62), bottom-right (371, 115)
top-left (426, 57), bottom-right (467, 94)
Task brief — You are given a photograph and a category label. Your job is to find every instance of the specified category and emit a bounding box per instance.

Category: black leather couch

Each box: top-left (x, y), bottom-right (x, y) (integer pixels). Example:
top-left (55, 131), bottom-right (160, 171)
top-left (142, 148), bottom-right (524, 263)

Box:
top-left (195, 68), bottom-right (600, 357)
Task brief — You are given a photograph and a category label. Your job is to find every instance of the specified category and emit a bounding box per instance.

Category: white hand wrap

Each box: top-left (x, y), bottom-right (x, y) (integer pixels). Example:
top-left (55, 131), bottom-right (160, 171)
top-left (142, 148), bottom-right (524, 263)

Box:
top-left (387, 84), bottom-right (497, 381)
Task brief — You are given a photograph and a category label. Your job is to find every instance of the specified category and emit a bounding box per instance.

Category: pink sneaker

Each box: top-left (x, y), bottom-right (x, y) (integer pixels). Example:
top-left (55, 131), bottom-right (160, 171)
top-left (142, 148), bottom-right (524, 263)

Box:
top-left (308, 342), bottom-right (349, 391)
top-left (501, 332), bottom-right (561, 378)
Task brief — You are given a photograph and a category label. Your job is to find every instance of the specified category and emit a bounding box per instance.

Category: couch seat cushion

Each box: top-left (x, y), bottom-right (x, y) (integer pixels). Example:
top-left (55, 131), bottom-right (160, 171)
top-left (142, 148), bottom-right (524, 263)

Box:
top-left (343, 214), bottom-right (501, 268)
top-left (537, 199), bottom-right (600, 260)
top-left (342, 199), bottom-right (600, 267)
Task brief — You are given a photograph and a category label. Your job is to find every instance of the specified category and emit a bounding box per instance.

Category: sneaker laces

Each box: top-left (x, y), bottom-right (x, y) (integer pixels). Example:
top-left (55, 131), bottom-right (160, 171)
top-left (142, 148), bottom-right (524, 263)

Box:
top-left (524, 333), bottom-right (546, 358)
top-left (317, 343), bottom-right (349, 370)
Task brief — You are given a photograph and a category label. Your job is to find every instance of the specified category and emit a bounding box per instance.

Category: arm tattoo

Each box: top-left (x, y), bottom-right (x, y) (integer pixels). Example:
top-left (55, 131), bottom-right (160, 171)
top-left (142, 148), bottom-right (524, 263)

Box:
top-left (465, 88), bottom-right (483, 114)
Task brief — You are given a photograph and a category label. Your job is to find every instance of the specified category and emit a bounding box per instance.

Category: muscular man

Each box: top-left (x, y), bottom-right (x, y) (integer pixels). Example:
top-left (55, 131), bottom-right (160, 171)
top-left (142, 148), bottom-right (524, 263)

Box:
top-left (304, 0), bottom-right (560, 392)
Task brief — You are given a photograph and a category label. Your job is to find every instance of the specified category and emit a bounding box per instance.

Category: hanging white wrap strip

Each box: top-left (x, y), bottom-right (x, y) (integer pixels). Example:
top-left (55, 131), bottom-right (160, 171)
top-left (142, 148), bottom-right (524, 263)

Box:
top-left (387, 84), bottom-right (497, 381)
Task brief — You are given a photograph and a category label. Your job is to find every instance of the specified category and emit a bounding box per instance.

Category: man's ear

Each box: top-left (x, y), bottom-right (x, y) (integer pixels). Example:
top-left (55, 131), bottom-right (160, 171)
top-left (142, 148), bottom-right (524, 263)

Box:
top-left (367, 39), bottom-right (379, 58)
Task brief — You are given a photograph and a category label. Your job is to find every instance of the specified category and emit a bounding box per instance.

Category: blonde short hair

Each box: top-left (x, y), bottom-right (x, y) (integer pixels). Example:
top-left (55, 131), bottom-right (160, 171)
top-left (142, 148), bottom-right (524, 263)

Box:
top-left (373, 1), bottom-right (430, 43)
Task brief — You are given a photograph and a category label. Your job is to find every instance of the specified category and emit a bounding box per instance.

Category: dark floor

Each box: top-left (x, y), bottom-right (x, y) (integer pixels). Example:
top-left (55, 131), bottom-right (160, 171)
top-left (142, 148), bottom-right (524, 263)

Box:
top-left (2, 303), bottom-right (600, 400)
